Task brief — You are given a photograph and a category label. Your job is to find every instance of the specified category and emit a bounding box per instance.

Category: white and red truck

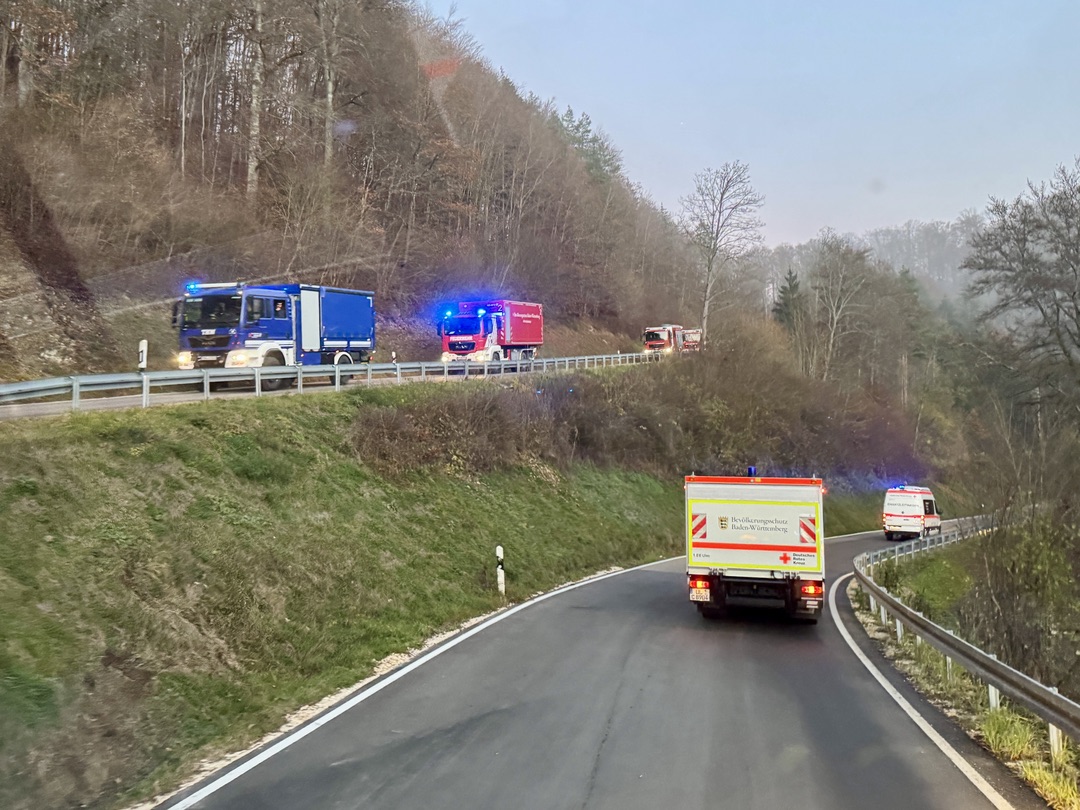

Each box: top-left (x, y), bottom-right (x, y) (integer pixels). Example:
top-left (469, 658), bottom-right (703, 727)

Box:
top-left (686, 475), bottom-right (825, 622)
top-left (642, 324), bottom-right (682, 354)
top-left (677, 328), bottom-right (702, 352)
top-left (439, 300), bottom-right (543, 363)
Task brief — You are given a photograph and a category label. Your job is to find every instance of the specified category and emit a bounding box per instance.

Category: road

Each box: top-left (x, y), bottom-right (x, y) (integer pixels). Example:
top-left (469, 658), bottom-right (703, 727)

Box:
top-left (160, 530), bottom-right (1044, 810)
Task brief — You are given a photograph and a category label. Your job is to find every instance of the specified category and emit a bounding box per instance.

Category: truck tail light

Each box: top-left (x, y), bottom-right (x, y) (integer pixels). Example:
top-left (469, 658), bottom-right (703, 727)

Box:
top-left (689, 578), bottom-right (709, 590)
top-left (800, 582), bottom-right (823, 596)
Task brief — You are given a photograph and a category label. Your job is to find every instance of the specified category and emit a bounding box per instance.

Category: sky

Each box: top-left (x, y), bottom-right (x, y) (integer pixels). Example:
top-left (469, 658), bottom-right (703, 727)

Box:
top-left (424, 0), bottom-right (1080, 246)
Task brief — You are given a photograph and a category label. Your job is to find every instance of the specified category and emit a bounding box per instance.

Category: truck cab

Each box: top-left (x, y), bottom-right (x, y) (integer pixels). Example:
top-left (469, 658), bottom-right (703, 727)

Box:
top-left (643, 324), bottom-right (682, 354)
top-left (175, 284), bottom-right (293, 372)
top-left (440, 309), bottom-right (501, 362)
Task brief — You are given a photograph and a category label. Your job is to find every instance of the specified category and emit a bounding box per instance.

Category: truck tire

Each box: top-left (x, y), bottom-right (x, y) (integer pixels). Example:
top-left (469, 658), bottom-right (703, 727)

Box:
top-left (261, 355), bottom-right (288, 391)
top-left (884, 531), bottom-right (894, 542)
top-left (333, 352), bottom-right (355, 384)
top-left (697, 604), bottom-right (725, 620)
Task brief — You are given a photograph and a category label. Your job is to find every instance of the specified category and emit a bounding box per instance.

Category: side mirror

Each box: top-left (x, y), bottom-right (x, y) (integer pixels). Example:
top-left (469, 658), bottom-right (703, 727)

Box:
top-left (171, 300), bottom-right (181, 329)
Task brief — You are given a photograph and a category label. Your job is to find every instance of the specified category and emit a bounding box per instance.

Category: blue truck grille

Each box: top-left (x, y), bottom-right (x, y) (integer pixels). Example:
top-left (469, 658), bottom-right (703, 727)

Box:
top-left (188, 335), bottom-right (231, 349)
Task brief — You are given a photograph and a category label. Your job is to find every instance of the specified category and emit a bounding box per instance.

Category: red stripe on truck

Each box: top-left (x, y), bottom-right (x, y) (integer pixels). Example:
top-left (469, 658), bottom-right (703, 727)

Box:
top-left (692, 542), bottom-right (816, 552)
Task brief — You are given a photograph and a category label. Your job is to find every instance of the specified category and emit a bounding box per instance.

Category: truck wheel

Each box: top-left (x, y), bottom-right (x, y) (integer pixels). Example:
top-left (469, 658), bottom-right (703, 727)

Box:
top-left (697, 604), bottom-right (724, 620)
top-left (884, 531), bottom-right (894, 542)
top-left (261, 355), bottom-right (288, 391)
top-left (333, 352), bottom-right (355, 385)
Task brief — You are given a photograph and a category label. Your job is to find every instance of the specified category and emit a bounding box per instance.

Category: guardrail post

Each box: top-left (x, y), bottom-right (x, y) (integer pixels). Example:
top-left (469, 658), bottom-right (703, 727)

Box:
top-left (396, 363), bottom-right (402, 383)
top-left (367, 363), bottom-right (373, 384)
top-left (879, 604), bottom-right (887, 625)
top-left (254, 368), bottom-right (262, 396)
top-left (443, 362), bottom-right (448, 379)
top-left (297, 367), bottom-right (304, 394)
top-left (141, 374), bottom-right (150, 408)
top-left (987, 655), bottom-right (1001, 709)
top-left (946, 656), bottom-right (953, 682)
top-left (69, 377), bottom-right (80, 410)
top-left (895, 618), bottom-right (904, 642)
top-left (868, 594), bottom-right (877, 612)
top-left (334, 366), bottom-right (341, 391)
top-left (421, 363), bottom-right (426, 381)
top-left (1049, 691), bottom-right (1065, 761)
top-left (203, 370), bottom-right (211, 400)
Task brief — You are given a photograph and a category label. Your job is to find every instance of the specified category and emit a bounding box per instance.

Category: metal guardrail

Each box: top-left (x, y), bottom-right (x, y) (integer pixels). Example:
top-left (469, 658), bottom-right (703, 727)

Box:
top-left (853, 522), bottom-right (1080, 752)
top-left (0, 352), bottom-right (659, 411)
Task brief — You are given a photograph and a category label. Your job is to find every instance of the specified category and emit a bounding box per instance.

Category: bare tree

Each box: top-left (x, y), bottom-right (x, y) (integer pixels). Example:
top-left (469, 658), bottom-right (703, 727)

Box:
top-left (966, 160), bottom-right (1080, 408)
top-left (679, 162), bottom-right (763, 346)
top-left (808, 233), bottom-right (869, 382)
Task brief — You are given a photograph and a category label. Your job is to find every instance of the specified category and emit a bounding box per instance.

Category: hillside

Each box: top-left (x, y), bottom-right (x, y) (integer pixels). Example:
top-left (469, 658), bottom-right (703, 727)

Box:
top-left (0, 1), bottom-right (705, 381)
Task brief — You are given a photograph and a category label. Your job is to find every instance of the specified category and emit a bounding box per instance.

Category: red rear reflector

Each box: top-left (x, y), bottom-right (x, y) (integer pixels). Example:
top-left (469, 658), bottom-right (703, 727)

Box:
top-left (801, 583), bottom-right (823, 596)
top-left (689, 578), bottom-right (709, 590)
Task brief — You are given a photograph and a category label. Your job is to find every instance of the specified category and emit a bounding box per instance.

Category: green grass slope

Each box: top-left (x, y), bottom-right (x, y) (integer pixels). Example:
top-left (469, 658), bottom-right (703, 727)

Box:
top-left (0, 383), bottom-right (683, 809)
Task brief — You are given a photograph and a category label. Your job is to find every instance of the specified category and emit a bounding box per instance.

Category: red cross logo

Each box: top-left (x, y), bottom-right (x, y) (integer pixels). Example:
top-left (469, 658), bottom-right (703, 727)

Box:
top-left (779, 553), bottom-right (792, 564)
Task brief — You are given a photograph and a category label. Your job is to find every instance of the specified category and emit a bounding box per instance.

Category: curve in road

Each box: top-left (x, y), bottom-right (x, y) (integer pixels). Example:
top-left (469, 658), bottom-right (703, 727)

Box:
top-left (157, 530), bottom-right (1045, 810)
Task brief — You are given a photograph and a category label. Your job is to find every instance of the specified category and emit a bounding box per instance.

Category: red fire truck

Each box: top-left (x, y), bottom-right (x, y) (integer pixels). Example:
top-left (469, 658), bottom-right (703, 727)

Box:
top-left (439, 300), bottom-right (544, 363)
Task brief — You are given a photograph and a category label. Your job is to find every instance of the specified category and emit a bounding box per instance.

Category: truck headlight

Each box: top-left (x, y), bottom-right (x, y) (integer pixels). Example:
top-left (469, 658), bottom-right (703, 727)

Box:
top-left (225, 350), bottom-right (250, 367)
top-left (441, 352), bottom-right (453, 363)
top-left (177, 351), bottom-right (193, 367)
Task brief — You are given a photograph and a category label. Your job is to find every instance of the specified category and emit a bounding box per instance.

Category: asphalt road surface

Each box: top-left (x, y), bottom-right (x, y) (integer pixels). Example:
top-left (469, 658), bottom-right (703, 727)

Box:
top-left (161, 530), bottom-right (1045, 810)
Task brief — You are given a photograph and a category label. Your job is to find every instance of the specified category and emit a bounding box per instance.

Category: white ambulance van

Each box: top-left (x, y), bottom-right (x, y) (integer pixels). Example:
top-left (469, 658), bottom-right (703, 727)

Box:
top-left (882, 485), bottom-right (942, 541)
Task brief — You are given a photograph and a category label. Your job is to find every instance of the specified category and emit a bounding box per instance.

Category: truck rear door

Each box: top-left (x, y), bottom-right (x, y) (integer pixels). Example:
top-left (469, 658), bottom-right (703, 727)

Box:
top-left (685, 477), bottom-right (824, 578)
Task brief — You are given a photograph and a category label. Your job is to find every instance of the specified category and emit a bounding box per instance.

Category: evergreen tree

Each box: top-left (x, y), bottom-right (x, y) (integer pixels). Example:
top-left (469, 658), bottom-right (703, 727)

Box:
top-left (772, 268), bottom-right (805, 333)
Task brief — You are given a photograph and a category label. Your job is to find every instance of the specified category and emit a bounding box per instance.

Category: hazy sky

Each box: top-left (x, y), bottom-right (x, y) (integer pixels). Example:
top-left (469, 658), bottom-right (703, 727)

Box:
top-left (424, 0), bottom-right (1080, 246)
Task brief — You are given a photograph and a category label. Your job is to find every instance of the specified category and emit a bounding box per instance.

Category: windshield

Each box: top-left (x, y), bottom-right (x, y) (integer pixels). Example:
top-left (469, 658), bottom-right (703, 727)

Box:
top-left (444, 316), bottom-right (482, 336)
top-left (182, 296), bottom-right (242, 328)
top-left (644, 331), bottom-right (666, 342)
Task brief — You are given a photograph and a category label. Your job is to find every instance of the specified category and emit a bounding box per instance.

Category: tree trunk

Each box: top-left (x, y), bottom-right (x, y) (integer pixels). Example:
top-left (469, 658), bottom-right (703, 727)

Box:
top-left (15, 23), bottom-right (33, 106)
top-left (700, 260), bottom-right (716, 348)
top-left (315, 0), bottom-right (339, 168)
top-left (246, 0), bottom-right (264, 201)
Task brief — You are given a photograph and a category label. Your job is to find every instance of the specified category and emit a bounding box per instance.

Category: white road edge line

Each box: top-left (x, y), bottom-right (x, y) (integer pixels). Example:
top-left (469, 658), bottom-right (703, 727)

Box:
top-left (829, 573), bottom-right (1014, 810)
top-left (167, 556), bottom-right (677, 809)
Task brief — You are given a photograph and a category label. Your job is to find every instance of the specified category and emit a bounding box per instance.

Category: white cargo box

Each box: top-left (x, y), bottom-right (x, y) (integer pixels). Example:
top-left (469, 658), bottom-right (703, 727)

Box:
top-left (685, 476), bottom-right (825, 578)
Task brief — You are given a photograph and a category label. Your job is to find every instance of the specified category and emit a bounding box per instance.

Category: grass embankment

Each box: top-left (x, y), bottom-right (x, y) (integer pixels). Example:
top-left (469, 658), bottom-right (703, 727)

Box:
top-left (0, 379), bottom-right (683, 809)
top-left (822, 492), bottom-right (881, 536)
top-left (855, 523), bottom-right (1080, 808)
